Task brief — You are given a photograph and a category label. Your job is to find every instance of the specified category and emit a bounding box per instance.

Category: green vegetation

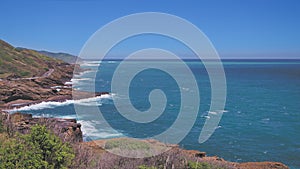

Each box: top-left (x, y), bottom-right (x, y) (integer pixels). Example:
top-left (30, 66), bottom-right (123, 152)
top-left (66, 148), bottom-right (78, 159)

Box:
top-left (187, 161), bottom-right (225, 169)
top-left (38, 50), bottom-right (81, 64)
top-left (105, 138), bottom-right (150, 150)
top-left (0, 39), bottom-right (63, 78)
top-left (0, 125), bottom-right (74, 169)
top-left (137, 162), bottom-right (226, 169)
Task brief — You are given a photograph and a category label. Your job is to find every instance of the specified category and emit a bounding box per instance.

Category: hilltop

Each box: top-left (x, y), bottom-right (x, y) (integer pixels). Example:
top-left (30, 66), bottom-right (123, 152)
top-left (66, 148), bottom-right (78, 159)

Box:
top-left (0, 39), bottom-right (106, 109)
top-left (38, 50), bottom-right (82, 64)
top-left (0, 40), bottom-right (66, 79)
top-left (0, 39), bottom-right (75, 108)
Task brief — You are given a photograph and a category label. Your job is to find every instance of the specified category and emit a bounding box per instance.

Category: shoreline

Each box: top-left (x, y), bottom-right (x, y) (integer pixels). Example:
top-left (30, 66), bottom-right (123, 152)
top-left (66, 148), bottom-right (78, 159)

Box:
top-left (1, 91), bottom-right (110, 111)
top-left (0, 64), bottom-right (291, 168)
top-left (0, 103), bottom-right (291, 168)
top-left (0, 109), bottom-right (290, 169)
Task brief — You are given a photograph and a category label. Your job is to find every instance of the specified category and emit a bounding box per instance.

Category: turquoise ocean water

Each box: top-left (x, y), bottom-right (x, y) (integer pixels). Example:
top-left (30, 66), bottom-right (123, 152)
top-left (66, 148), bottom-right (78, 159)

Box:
top-left (11, 60), bottom-right (300, 168)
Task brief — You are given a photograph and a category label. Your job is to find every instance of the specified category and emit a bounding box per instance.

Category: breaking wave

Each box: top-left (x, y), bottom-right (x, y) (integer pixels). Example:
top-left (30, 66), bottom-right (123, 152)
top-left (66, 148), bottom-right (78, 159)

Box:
top-left (79, 120), bottom-right (124, 140)
top-left (7, 94), bottom-right (113, 112)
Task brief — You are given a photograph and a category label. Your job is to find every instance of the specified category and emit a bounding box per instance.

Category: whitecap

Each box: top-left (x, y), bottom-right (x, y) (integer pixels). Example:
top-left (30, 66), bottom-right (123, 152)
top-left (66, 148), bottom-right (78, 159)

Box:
top-left (33, 114), bottom-right (77, 119)
top-left (71, 78), bottom-right (92, 82)
top-left (64, 81), bottom-right (72, 85)
top-left (7, 94), bottom-right (113, 112)
top-left (81, 61), bottom-right (102, 67)
top-left (208, 110), bottom-right (228, 115)
top-left (203, 115), bottom-right (210, 119)
top-left (8, 100), bottom-right (75, 112)
top-left (79, 120), bottom-right (123, 139)
top-left (78, 70), bottom-right (96, 76)
top-left (181, 87), bottom-right (190, 91)
top-left (50, 86), bottom-right (62, 89)
top-left (208, 111), bottom-right (218, 115)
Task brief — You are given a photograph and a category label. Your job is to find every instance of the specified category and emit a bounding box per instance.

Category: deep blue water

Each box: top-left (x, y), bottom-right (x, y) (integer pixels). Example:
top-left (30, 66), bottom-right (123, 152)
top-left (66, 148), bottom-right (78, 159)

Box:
top-left (12, 60), bottom-right (300, 168)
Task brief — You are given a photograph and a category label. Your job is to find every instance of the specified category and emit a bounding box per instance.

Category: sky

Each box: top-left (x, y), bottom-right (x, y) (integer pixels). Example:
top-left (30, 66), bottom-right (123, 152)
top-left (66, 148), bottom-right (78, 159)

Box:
top-left (0, 0), bottom-right (300, 59)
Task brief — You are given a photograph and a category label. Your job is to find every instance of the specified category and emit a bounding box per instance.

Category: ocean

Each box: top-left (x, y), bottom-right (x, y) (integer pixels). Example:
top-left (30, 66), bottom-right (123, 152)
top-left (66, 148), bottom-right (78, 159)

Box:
top-left (10, 60), bottom-right (300, 168)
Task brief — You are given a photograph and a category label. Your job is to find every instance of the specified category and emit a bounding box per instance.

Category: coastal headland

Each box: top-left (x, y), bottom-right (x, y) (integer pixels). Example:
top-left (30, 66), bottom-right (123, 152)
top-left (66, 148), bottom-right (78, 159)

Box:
top-left (0, 39), bottom-right (289, 168)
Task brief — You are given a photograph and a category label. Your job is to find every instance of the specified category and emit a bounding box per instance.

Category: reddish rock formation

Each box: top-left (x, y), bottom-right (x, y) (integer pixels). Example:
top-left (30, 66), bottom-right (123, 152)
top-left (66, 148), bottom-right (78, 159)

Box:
top-left (237, 162), bottom-right (289, 169)
top-left (0, 111), bottom-right (82, 143)
top-left (0, 111), bottom-right (290, 169)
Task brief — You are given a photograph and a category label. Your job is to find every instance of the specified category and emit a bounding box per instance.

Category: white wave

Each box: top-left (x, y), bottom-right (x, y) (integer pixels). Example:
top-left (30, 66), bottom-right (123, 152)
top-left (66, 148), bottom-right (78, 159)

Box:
top-left (81, 61), bottom-right (101, 67)
top-left (64, 81), bottom-right (72, 85)
top-left (79, 70), bottom-right (96, 75)
top-left (7, 94), bottom-right (113, 112)
top-left (32, 114), bottom-right (77, 119)
top-left (208, 110), bottom-right (228, 115)
top-left (79, 120), bottom-right (123, 139)
top-left (95, 132), bottom-right (124, 139)
top-left (50, 86), bottom-right (62, 89)
top-left (71, 78), bottom-right (92, 82)
top-left (86, 60), bottom-right (102, 64)
top-left (8, 100), bottom-right (75, 112)
top-left (73, 70), bottom-right (97, 79)
top-left (203, 115), bottom-right (210, 119)
top-left (181, 87), bottom-right (190, 91)
top-left (208, 111), bottom-right (218, 115)
top-left (58, 115), bottom-right (78, 119)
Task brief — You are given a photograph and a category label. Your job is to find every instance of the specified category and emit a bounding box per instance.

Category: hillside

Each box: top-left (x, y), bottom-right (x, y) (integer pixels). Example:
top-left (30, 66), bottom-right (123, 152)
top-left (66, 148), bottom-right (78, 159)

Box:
top-left (0, 39), bottom-right (75, 107)
top-left (0, 40), bottom-right (64, 79)
top-left (38, 50), bottom-right (82, 64)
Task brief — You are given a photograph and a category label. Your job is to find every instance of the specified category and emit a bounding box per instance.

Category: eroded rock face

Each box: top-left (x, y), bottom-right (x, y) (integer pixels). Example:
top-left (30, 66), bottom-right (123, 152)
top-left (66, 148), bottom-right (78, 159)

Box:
top-left (0, 64), bottom-right (74, 109)
top-left (0, 111), bottom-right (83, 143)
top-left (0, 111), bottom-right (290, 169)
top-left (237, 161), bottom-right (289, 169)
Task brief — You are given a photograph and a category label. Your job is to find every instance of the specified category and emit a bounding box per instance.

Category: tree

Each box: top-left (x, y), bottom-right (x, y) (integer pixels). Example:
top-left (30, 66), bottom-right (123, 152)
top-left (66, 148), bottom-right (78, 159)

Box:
top-left (0, 125), bottom-right (74, 169)
top-left (0, 136), bottom-right (46, 169)
top-left (24, 125), bottom-right (75, 169)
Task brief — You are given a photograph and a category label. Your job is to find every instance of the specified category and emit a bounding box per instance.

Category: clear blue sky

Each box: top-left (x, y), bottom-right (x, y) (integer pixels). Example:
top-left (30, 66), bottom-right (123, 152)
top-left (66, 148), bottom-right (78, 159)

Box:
top-left (0, 0), bottom-right (299, 59)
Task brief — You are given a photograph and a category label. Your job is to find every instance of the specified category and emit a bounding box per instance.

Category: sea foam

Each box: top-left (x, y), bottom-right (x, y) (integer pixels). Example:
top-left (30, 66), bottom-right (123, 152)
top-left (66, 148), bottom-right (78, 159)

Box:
top-left (7, 94), bottom-right (112, 112)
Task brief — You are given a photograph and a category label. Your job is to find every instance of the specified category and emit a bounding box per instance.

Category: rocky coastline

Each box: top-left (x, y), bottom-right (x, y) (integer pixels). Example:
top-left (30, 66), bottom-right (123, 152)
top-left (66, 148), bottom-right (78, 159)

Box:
top-left (0, 51), bottom-right (290, 168)
top-left (0, 111), bottom-right (289, 169)
top-left (0, 62), bottom-right (108, 110)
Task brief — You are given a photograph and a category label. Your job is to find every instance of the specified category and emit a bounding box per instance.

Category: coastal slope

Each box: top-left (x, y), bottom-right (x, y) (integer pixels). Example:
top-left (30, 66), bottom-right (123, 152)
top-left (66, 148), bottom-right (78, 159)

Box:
top-left (0, 39), bottom-right (74, 109)
top-left (37, 50), bottom-right (82, 64)
top-left (0, 40), bottom-right (66, 79)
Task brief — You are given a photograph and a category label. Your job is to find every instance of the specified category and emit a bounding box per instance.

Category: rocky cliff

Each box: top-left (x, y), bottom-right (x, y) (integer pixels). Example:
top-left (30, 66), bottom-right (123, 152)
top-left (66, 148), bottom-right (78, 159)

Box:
top-left (0, 111), bottom-right (82, 143)
top-left (0, 111), bottom-right (289, 169)
top-left (0, 39), bottom-right (77, 109)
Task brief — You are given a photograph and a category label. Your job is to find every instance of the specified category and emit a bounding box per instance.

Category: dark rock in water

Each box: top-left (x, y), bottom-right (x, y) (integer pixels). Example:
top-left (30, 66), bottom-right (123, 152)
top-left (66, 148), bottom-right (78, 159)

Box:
top-left (183, 150), bottom-right (206, 158)
top-left (0, 111), bottom-right (83, 143)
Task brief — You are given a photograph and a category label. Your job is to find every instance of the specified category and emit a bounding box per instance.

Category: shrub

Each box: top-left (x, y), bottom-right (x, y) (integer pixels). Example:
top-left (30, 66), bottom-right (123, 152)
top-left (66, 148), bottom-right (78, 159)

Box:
top-left (0, 125), bottom-right (75, 169)
top-left (24, 125), bottom-right (75, 169)
top-left (187, 161), bottom-right (226, 169)
top-left (0, 135), bottom-right (47, 169)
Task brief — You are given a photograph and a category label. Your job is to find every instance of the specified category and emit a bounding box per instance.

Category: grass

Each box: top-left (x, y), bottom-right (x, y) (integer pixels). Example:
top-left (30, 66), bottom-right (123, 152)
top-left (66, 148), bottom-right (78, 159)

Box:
top-left (105, 138), bottom-right (151, 150)
top-left (104, 138), bottom-right (171, 158)
top-left (0, 39), bottom-right (62, 78)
